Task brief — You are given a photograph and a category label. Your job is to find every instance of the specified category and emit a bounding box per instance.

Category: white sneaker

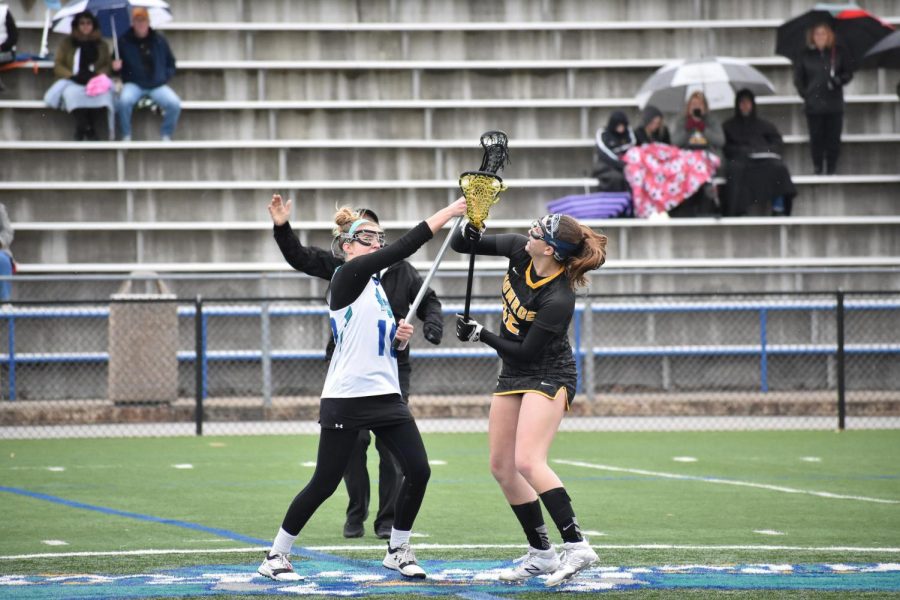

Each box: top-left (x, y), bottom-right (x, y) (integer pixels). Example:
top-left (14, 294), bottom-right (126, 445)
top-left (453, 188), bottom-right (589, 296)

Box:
top-left (382, 543), bottom-right (426, 578)
top-left (544, 540), bottom-right (598, 587)
top-left (257, 552), bottom-right (303, 581)
top-left (498, 546), bottom-right (560, 582)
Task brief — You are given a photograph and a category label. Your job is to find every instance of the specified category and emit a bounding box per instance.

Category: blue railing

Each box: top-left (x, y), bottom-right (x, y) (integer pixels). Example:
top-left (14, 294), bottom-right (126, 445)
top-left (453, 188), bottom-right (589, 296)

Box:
top-left (2, 297), bottom-right (899, 401)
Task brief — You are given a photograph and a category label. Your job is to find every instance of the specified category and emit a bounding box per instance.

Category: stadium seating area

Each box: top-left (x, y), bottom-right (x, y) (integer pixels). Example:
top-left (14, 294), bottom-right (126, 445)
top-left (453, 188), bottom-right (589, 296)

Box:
top-left (1, 0), bottom-right (899, 295)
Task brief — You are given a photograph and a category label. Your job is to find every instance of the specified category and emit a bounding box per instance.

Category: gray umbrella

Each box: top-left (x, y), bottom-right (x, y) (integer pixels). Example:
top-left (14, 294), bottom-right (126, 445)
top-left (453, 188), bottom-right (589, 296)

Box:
top-left (636, 56), bottom-right (776, 113)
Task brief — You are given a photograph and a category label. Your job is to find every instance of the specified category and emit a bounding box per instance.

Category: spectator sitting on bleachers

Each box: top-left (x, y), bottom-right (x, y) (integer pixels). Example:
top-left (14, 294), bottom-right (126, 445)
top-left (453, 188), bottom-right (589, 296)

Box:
top-left (112, 7), bottom-right (181, 141)
top-left (0, 3), bottom-right (16, 91)
top-left (0, 3), bottom-right (17, 59)
top-left (634, 105), bottom-right (671, 145)
top-left (592, 111), bottom-right (636, 192)
top-left (42, 11), bottom-right (114, 141)
top-left (0, 201), bottom-right (13, 301)
top-left (723, 88), bottom-right (796, 216)
top-left (669, 91), bottom-right (723, 217)
top-left (671, 91), bottom-right (724, 158)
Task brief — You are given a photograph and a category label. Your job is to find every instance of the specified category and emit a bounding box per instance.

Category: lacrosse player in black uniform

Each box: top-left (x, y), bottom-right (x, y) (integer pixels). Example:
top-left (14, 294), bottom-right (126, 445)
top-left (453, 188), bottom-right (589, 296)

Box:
top-left (451, 213), bottom-right (607, 586)
top-left (268, 194), bottom-right (445, 541)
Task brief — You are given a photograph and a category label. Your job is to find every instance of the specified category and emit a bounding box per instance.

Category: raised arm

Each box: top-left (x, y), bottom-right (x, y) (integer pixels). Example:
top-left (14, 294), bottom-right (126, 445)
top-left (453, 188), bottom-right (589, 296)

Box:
top-left (330, 198), bottom-right (467, 309)
top-left (450, 220), bottom-right (527, 258)
top-left (268, 194), bottom-right (342, 280)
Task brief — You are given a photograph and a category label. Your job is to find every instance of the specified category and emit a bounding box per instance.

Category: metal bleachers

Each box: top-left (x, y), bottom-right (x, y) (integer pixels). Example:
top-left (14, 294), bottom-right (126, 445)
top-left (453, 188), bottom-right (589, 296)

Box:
top-left (2, 0), bottom-right (899, 293)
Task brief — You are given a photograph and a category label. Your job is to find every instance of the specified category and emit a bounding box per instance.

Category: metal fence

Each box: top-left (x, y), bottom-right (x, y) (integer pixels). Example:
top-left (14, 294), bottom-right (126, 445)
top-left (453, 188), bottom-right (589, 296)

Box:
top-left (1, 291), bottom-right (898, 438)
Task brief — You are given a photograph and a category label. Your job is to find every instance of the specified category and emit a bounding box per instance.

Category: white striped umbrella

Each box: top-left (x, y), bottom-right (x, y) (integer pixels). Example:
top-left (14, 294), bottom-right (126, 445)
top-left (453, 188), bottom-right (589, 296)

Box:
top-left (635, 56), bottom-right (776, 113)
top-left (52, 0), bottom-right (172, 36)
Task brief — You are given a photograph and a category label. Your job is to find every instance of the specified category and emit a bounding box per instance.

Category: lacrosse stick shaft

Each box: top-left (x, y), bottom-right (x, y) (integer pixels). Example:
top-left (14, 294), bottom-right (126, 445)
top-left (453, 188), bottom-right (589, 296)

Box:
top-left (463, 252), bottom-right (476, 319)
top-left (394, 216), bottom-right (463, 351)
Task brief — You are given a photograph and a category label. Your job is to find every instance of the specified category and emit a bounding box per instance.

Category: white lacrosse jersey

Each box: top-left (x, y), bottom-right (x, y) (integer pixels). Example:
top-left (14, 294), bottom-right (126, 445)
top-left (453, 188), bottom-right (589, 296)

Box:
top-left (321, 275), bottom-right (400, 398)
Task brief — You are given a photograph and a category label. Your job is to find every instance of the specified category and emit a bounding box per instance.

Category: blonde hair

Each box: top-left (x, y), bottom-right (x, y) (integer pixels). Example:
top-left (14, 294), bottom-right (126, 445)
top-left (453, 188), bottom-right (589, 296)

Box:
top-left (807, 23), bottom-right (835, 49)
top-left (684, 91), bottom-right (709, 118)
top-left (554, 215), bottom-right (607, 289)
top-left (332, 206), bottom-right (377, 238)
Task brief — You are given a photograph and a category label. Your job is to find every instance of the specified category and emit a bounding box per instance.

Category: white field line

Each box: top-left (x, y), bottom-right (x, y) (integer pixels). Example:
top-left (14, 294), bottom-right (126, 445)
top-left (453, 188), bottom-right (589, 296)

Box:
top-left (554, 459), bottom-right (900, 505)
top-left (3, 543), bottom-right (900, 560)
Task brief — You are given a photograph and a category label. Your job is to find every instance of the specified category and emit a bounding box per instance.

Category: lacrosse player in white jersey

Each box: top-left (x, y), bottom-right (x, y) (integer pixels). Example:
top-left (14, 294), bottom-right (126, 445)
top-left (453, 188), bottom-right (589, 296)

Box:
top-left (258, 197), bottom-right (466, 582)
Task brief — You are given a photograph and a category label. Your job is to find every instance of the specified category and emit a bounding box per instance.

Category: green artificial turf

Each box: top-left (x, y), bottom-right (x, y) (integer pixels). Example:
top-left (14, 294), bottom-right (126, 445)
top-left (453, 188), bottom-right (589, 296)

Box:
top-left (1, 429), bottom-right (898, 598)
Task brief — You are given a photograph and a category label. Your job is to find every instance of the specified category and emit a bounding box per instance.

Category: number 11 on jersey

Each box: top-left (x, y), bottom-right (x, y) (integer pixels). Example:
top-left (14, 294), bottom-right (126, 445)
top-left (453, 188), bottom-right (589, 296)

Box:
top-left (378, 319), bottom-right (398, 357)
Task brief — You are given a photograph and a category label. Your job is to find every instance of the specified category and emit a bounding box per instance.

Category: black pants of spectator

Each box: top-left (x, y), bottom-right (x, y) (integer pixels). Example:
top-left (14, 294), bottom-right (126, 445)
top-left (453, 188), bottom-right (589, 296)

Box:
top-left (72, 108), bottom-right (102, 141)
top-left (342, 359), bottom-right (411, 534)
top-left (280, 419), bottom-right (431, 536)
top-left (806, 112), bottom-right (843, 174)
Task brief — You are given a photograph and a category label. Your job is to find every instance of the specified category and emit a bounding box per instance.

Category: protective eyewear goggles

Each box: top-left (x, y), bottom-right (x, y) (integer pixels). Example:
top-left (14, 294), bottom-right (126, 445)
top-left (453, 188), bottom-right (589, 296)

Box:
top-left (529, 214), bottom-right (560, 241)
top-left (343, 228), bottom-right (385, 247)
top-left (528, 214), bottom-right (579, 260)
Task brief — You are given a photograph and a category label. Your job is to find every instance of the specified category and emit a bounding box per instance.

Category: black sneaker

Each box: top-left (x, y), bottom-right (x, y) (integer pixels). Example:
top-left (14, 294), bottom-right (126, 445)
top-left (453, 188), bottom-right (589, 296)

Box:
top-left (375, 524), bottom-right (392, 539)
top-left (343, 521), bottom-right (364, 538)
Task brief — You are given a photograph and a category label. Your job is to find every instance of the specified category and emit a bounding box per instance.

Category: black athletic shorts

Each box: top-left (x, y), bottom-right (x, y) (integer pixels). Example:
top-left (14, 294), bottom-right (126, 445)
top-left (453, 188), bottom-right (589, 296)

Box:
top-left (494, 374), bottom-right (576, 409)
top-left (319, 393), bottom-right (413, 430)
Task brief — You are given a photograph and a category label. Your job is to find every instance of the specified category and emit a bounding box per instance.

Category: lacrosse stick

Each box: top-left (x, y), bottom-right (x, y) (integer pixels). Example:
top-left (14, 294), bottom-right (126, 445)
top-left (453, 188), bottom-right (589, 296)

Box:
top-left (393, 215), bottom-right (463, 350)
top-left (460, 130), bottom-right (510, 319)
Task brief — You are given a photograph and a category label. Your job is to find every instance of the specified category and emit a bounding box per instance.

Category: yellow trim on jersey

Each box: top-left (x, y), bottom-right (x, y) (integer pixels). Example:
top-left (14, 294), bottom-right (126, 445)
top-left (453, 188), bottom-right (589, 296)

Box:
top-left (494, 387), bottom-right (571, 410)
top-left (524, 259), bottom-right (565, 289)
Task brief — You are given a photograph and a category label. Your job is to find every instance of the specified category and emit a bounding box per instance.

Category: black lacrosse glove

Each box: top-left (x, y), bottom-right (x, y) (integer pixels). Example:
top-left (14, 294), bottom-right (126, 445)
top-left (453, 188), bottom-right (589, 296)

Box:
top-left (423, 321), bottom-right (443, 345)
top-left (456, 314), bottom-right (483, 342)
top-left (463, 222), bottom-right (484, 242)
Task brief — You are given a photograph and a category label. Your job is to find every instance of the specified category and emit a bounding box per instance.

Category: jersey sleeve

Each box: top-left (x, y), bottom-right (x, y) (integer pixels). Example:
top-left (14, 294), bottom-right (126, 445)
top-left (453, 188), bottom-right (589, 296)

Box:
top-left (329, 221), bottom-right (433, 310)
top-left (531, 290), bottom-right (576, 334)
top-left (450, 223), bottom-right (528, 259)
top-left (273, 222), bottom-right (342, 280)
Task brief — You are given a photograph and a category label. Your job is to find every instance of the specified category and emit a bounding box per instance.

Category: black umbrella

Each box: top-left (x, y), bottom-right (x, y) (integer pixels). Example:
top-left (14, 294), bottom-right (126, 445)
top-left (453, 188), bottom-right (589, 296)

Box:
top-left (861, 29), bottom-right (900, 68)
top-left (776, 3), bottom-right (894, 71)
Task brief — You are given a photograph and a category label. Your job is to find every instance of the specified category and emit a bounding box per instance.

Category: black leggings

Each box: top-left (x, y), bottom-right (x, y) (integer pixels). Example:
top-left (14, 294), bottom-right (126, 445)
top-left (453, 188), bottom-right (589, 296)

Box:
top-left (281, 420), bottom-right (431, 536)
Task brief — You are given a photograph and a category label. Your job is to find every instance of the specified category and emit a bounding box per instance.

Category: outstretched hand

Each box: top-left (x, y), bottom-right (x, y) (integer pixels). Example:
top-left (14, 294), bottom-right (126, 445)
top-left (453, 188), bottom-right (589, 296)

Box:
top-left (268, 194), bottom-right (293, 226)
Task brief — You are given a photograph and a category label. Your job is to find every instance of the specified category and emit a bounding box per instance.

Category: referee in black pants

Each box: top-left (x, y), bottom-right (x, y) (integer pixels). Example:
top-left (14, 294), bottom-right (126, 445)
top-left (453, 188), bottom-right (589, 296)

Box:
top-left (268, 195), bottom-right (444, 538)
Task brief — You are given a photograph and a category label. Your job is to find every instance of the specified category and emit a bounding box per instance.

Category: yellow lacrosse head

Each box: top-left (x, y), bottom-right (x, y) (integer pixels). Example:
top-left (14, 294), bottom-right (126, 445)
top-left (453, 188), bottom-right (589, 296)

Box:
top-left (459, 173), bottom-right (508, 229)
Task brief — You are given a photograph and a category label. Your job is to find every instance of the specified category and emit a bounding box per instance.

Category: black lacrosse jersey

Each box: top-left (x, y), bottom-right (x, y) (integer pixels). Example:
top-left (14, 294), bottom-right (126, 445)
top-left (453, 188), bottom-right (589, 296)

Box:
top-left (496, 235), bottom-right (577, 382)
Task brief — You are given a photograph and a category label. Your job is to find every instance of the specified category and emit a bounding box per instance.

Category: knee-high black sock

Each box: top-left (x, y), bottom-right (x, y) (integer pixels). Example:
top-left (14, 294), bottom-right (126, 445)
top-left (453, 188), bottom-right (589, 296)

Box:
top-left (510, 500), bottom-right (551, 550)
top-left (539, 487), bottom-right (583, 543)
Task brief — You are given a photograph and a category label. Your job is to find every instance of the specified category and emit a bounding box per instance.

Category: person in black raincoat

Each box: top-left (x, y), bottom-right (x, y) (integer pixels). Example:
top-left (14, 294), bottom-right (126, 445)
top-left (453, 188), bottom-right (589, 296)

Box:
top-left (592, 111), bottom-right (636, 192)
top-left (723, 89), bottom-right (797, 216)
top-left (634, 105), bottom-right (671, 146)
top-left (793, 23), bottom-right (852, 174)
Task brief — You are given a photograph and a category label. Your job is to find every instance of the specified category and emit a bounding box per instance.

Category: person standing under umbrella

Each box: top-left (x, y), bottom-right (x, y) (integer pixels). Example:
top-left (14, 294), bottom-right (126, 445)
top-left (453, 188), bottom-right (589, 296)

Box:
top-left (793, 23), bottom-right (852, 175)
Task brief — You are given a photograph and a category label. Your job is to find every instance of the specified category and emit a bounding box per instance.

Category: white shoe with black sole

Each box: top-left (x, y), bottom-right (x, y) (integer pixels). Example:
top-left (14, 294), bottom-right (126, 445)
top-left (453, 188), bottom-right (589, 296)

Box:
top-left (382, 543), bottom-right (426, 578)
top-left (257, 552), bottom-right (303, 581)
top-left (544, 540), bottom-right (598, 587)
top-left (498, 546), bottom-right (560, 582)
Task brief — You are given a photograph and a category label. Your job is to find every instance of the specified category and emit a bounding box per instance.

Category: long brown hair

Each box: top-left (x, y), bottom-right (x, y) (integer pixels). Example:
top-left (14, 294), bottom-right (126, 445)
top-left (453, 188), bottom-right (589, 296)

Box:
top-left (807, 23), bottom-right (835, 49)
top-left (554, 215), bottom-right (607, 289)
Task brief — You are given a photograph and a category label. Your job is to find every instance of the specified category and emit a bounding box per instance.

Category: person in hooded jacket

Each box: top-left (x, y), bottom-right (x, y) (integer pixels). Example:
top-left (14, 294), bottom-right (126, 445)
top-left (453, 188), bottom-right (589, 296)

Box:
top-left (723, 89), bottom-right (797, 216)
top-left (634, 105), bottom-right (671, 146)
top-left (591, 111), bottom-right (636, 192)
top-left (43, 11), bottom-right (114, 140)
top-left (793, 23), bottom-right (852, 175)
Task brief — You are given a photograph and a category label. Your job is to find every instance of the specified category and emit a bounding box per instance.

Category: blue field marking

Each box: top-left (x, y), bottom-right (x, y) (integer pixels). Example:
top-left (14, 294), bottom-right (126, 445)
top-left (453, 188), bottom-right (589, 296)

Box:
top-left (1, 561), bottom-right (899, 598)
top-left (0, 486), bottom-right (267, 545)
top-left (0, 486), bottom-right (351, 565)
